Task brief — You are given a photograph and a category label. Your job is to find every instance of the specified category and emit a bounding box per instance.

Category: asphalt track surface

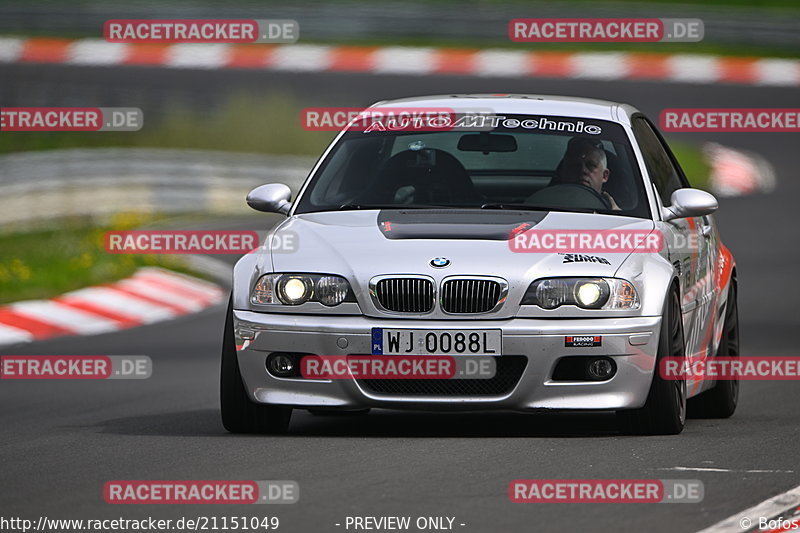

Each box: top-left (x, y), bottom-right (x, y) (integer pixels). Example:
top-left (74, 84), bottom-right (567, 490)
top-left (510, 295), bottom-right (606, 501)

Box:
top-left (2, 65), bottom-right (800, 532)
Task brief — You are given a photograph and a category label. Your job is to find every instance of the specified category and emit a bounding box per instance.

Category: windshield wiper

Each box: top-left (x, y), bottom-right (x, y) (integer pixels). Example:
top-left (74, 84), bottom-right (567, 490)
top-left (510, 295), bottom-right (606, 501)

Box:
top-left (480, 203), bottom-right (597, 214)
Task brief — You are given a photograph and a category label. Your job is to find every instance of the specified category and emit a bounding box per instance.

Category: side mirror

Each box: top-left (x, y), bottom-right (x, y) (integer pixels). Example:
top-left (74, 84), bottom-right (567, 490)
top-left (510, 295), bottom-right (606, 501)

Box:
top-left (246, 183), bottom-right (292, 215)
top-left (662, 188), bottom-right (718, 222)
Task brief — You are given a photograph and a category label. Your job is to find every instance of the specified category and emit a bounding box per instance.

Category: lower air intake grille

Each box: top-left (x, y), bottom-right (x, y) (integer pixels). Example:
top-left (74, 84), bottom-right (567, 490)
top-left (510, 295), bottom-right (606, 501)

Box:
top-left (358, 356), bottom-right (527, 396)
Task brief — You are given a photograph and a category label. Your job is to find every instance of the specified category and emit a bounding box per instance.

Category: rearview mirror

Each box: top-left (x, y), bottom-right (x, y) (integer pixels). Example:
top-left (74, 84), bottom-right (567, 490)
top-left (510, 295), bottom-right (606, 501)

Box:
top-left (662, 188), bottom-right (718, 222)
top-left (246, 183), bottom-right (292, 215)
top-left (457, 133), bottom-right (517, 153)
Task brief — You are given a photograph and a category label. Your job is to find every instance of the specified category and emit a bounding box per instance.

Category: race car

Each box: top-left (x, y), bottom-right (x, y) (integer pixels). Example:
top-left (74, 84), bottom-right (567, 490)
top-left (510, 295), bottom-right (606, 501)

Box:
top-left (221, 94), bottom-right (739, 435)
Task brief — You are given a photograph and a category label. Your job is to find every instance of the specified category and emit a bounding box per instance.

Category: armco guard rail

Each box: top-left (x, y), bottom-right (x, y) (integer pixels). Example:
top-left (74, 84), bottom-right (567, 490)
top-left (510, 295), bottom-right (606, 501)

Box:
top-left (0, 148), bottom-right (315, 230)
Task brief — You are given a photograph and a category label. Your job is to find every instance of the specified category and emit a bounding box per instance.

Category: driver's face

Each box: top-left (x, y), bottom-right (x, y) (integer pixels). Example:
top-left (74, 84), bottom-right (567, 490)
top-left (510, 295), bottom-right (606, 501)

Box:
top-left (560, 147), bottom-right (609, 194)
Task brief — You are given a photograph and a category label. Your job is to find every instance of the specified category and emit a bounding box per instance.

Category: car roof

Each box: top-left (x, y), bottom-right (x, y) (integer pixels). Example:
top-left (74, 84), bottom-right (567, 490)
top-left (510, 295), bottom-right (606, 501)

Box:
top-left (369, 94), bottom-right (640, 124)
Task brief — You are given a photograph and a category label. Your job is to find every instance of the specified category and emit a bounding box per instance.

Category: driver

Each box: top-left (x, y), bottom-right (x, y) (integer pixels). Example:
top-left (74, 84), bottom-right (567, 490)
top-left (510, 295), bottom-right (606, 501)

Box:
top-left (557, 138), bottom-right (621, 210)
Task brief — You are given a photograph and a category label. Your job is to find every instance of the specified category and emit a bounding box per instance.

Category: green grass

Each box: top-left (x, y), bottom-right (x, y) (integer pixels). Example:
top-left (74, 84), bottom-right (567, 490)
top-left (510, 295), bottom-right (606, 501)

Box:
top-left (0, 214), bottom-right (201, 304)
top-left (0, 93), bottom-right (336, 156)
top-left (669, 139), bottom-right (712, 189)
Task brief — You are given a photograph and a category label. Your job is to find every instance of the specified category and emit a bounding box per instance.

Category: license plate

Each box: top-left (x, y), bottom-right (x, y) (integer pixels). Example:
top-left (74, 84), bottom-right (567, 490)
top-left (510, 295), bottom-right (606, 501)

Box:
top-left (371, 328), bottom-right (502, 356)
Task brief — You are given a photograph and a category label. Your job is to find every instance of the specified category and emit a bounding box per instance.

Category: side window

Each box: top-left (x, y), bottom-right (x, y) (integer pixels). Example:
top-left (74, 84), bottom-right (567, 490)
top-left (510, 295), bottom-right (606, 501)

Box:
top-left (631, 117), bottom-right (684, 206)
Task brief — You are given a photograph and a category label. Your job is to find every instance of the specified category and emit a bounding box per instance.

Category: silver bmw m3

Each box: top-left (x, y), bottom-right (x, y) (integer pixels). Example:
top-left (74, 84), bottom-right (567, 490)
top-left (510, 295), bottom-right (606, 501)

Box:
top-left (221, 95), bottom-right (739, 435)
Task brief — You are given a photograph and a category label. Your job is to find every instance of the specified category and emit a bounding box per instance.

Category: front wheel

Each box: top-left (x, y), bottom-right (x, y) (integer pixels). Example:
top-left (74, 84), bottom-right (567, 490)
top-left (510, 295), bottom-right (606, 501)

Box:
top-left (688, 280), bottom-right (739, 418)
top-left (220, 297), bottom-right (292, 434)
top-left (617, 289), bottom-right (686, 435)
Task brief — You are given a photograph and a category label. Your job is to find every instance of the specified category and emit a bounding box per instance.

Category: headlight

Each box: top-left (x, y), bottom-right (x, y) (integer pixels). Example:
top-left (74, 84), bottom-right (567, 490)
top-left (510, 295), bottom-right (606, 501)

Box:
top-left (251, 273), bottom-right (354, 307)
top-left (574, 279), bottom-right (609, 309)
top-left (315, 276), bottom-right (350, 306)
top-left (277, 276), bottom-right (313, 305)
top-left (522, 277), bottom-right (639, 310)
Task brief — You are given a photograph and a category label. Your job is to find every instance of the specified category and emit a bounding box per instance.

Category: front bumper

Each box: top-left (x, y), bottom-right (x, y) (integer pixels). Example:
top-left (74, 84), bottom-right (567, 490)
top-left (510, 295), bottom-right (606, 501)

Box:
top-left (232, 310), bottom-right (662, 411)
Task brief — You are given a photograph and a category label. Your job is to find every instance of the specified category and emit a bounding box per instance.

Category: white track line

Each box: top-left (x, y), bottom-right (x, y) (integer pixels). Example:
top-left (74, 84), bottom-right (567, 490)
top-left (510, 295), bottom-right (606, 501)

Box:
top-left (697, 484), bottom-right (800, 532)
top-left (372, 46), bottom-right (437, 75)
top-left (0, 37), bottom-right (24, 62)
top-left (669, 54), bottom-right (721, 83)
top-left (61, 287), bottom-right (177, 323)
top-left (114, 279), bottom-right (204, 312)
top-left (271, 44), bottom-right (332, 72)
top-left (10, 301), bottom-right (119, 335)
top-left (0, 323), bottom-right (35, 345)
top-left (473, 49), bottom-right (530, 77)
top-left (66, 39), bottom-right (129, 66)
top-left (138, 267), bottom-right (221, 293)
top-left (166, 43), bottom-right (231, 69)
top-left (659, 467), bottom-right (794, 474)
top-left (755, 58), bottom-right (800, 86)
top-left (137, 267), bottom-right (223, 295)
top-left (572, 52), bottom-right (631, 80)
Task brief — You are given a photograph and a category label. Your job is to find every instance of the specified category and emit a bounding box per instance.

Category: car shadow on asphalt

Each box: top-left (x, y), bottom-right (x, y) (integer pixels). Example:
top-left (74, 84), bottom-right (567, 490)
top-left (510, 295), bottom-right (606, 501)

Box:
top-left (94, 408), bottom-right (624, 438)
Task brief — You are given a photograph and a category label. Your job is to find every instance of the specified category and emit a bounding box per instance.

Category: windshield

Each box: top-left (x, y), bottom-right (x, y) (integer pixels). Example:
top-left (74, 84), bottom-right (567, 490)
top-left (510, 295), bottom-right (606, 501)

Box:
top-left (294, 114), bottom-right (650, 218)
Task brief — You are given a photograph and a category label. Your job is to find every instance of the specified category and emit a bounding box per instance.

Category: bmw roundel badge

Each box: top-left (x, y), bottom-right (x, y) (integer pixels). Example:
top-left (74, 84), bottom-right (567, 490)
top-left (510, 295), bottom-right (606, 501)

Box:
top-left (430, 257), bottom-right (450, 268)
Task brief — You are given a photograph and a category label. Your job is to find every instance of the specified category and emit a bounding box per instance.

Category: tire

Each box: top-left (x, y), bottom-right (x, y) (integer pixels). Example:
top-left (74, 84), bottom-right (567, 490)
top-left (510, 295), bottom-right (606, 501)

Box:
top-left (220, 297), bottom-right (292, 434)
top-left (687, 280), bottom-right (739, 419)
top-left (617, 289), bottom-right (687, 435)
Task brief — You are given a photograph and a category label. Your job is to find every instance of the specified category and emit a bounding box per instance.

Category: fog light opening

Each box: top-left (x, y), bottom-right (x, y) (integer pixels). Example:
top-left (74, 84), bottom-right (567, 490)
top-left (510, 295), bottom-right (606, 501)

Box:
top-left (586, 357), bottom-right (616, 380)
top-left (267, 353), bottom-right (297, 377)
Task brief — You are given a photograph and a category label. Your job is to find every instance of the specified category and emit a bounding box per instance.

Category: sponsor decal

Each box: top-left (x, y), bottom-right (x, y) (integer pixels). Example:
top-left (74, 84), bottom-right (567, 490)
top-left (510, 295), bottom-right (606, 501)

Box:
top-left (561, 253), bottom-right (611, 265)
top-left (565, 336), bottom-right (602, 347)
top-left (300, 108), bottom-right (604, 134)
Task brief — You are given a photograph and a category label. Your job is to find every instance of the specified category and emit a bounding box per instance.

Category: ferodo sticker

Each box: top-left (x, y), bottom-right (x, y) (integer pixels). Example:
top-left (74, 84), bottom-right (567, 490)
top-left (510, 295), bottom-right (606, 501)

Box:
top-left (565, 335), bottom-right (602, 347)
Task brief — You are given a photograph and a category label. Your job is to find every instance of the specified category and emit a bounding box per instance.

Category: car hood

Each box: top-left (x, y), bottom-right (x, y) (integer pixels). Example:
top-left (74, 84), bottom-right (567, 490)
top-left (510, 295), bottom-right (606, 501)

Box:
top-left (267, 209), bottom-right (655, 317)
